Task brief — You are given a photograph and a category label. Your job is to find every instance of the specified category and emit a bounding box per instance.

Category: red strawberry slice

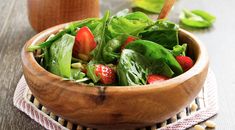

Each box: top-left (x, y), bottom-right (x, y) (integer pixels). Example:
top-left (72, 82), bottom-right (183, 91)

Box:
top-left (121, 36), bottom-right (136, 50)
top-left (95, 64), bottom-right (116, 85)
top-left (73, 26), bottom-right (96, 60)
top-left (176, 55), bottom-right (194, 72)
top-left (147, 74), bottom-right (169, 84)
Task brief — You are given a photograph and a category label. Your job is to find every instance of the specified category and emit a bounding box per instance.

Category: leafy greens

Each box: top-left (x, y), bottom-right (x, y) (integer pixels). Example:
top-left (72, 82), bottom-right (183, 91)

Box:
top-left (132, 0), bottom-right (164, 14)
top-left (125, 40), bottom-right (183, 76)
top-left (140, 20), bottom-right (179, 49)
top-left (180, 9), bottom-right (216, 28)
top-left (48, 34), bottom-right (75, 78)
top-left (117, 49), bottom-right (149, 86)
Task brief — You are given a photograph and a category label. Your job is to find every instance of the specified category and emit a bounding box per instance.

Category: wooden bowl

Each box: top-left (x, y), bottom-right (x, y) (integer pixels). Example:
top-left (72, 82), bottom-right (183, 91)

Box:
top-left (21, 23), bottom-right (209, 129)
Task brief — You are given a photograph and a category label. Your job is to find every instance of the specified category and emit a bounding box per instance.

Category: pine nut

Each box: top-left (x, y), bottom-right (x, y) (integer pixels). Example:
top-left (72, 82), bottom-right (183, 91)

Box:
top-left (33, 98), bottom-right (40, 108)
top-left (205, 120), bottom-right (216, 128)
top-left (191, 103), bottom-right (198, 112)
top-left (71, 62), bottom-right (84, 70)
top-left (67, 121), bottom-right (73, 130)
top-left (194, 125), bottom-right (205, 130)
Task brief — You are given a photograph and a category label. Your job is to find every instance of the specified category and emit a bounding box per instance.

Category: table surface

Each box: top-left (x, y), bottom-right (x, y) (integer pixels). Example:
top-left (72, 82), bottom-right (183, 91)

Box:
top-left (0, 0), bottom-right (234, 129)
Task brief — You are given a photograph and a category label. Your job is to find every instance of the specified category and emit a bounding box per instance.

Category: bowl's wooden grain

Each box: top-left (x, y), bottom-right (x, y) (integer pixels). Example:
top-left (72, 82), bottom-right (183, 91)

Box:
top-left (27, 0), bottom-right (99, 32)
top-left (21, 23), bottom-right (209, 129)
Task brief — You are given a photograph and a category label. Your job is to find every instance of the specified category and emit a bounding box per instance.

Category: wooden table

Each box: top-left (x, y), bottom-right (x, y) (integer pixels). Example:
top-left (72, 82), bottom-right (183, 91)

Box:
top-left (0, 0), bottom-right (234, 129)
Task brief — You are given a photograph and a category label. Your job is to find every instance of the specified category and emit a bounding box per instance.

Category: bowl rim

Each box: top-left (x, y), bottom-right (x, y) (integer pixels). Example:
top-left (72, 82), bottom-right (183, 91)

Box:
top-left (21, 22), bottom-right (209, 92)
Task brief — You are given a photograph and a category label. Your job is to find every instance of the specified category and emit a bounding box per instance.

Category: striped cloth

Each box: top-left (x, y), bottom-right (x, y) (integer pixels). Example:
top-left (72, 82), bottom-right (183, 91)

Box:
top-left (13, 69), bottom-right (218, 130)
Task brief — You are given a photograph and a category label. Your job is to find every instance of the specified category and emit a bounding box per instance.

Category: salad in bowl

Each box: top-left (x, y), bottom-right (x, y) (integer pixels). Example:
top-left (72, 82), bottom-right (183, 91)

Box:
top-left (28, 10), bottom-right (194, 86)
top-left (22, 10), bottom-right (208, 129)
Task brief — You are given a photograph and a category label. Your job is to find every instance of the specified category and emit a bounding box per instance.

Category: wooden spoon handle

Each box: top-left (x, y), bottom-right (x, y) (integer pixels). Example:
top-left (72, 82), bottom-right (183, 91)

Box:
top-left (158, 0), bottom-right (176, 20)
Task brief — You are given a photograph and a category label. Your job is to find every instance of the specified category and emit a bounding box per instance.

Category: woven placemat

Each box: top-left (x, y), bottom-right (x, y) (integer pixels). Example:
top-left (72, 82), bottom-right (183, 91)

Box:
top-left (13, 69), bottom-right (218, 130)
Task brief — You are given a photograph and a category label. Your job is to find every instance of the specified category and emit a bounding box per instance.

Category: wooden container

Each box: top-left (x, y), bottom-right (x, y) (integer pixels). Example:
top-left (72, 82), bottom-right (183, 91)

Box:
top-left (21, 23), bottom-right (209, 129)
top-left (27, 0), bottom-right (100, 32)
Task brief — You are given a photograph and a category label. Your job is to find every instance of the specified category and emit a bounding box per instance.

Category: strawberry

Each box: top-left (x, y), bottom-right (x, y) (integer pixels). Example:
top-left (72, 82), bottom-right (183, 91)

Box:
top-left (121, 36), bottom-right (136, 50)
top-left (95, 64), bottom-right (116, 85)
top-left (175, 55), bottom-right (194, 72)
top-left (73, 26), bottom-right (96, 60)
top-left (147, 74), bottom-right (169, 84)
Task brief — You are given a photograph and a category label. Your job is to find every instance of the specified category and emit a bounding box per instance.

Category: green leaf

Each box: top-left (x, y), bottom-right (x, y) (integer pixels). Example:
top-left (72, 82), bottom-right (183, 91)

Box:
top-left (148, 61), bottom-right (174, 78)
top-left (180, 9), bottom-right (216, 28)
top-left (172, 44), bottom-right (187, 56)
top-left (117, 49), bottom-right (149, 86)
top-left (42, 34), bottom-right (55, 70)
top-left (90, 11), bottom-right (110, 63)
top-left (102, 36), bottom-right (127, 63)
top-left (107, 11), bottom-right (153, 38)
top-left (86, 63), bottom-right (100, 83)
top-left (132, 0), bottom-right (164, 14)
top-left (71, 68), bottom-right (86, 80)
top-left (48, 34), bottom-right (75, 78)
top-left (140, 20), bottom-right (179, 49)
top-left (87, 11), bottom-right (111, 83)
top-left (125, 40), bottom-right (183, 76)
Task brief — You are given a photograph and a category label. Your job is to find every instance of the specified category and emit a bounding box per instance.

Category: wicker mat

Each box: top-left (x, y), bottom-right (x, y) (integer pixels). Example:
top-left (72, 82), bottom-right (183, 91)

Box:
top-left (13, 69), bottom-right (218, 130)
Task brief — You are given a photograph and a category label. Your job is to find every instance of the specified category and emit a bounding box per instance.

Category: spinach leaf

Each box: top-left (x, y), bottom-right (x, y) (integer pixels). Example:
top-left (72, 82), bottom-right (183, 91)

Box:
top-left (117, 49), bottom-right (149, 86)
top-left (132, 0), bottom-right (164, 14)
top-left (125, 40), bottom-right (183, 76)
top-left (148, 61), bottom-right (174, 77)
top-left (87, 11), bottom-right (110, 83)
top-left (124, 12), bottom-right (153, 24)
top-left (42, 34), bottom-right (55, 70)
top-left (86, 63), bottom-right (100, 83)
top-left (107, 11), bottom-right (153, 38)
top-left (172, 44), bottom-right (187, 56)
top-left (140, 20), bottom-right (179, 49)
top-left (180, 9), bottom-right (216, 28)
top-left (71, 68), bottom-right (86, 80)
top-left (28, 18), bottom-right (99, 52)
top-left (48, 34), bottom-right (75, 78)
top-left (102, 36), bottom-right (127, 63)
top-left (90, 11), bottom-right (110, 63)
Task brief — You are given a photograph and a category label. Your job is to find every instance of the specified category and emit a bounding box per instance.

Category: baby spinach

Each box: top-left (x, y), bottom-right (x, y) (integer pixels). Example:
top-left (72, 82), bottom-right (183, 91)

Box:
top-left (140, 20), bottom-right (179, 49)
top-left (48, 34), bottom-right (75, 78)
top-left (172, 44), bottom-right (187, 56)
top-left (102, 37), bottom-right (123, 63)
top-left (107, 11), bottom-right (153, 38)
top-left (125, 40), bottom-right (183, 76)
top-left (87, 11), bottom-right (110, 83)
top-left (148, 61), bottom-right (174, 78)
top-left (132, 0), bottom-right (164, 14)
top-left (71, 68), bottom-right (86, 80)
top-left (180, 9), bottom-right (216, 28)
top-left (42, 34), bottom-right (55, 70)
top-left (90, 11), bottom-right (110, 63)
top-left (86, 62), bottom-right (100, 83)
top-left (117, 49), bottom-right (149, 86)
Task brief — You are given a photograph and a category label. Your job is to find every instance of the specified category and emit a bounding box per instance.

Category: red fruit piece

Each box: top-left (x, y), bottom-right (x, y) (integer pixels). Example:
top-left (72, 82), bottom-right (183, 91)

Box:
top-left (121, 36), bottom-right (136, 50)
top-left (95, 64), bottom-right (116, 85)
top-left (176, 55), bottom-right (194, 72)
top-left (147, 74), bottom-right (169, 84)
top-left (73, 26), bottom-right (96, 59)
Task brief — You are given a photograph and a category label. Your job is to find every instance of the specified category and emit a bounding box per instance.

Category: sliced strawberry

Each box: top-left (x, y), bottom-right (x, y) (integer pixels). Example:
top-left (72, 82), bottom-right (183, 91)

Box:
top-left (176, 55), bottom-right (194, 72)
top-left (147, 74), bottom-right (169, 84)
top-left (121, 36), bottom-right (136, 50)
top-left (95, 64), bottom-right (116, 85)
top-left (73, 26), bottom-right (96, 60)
